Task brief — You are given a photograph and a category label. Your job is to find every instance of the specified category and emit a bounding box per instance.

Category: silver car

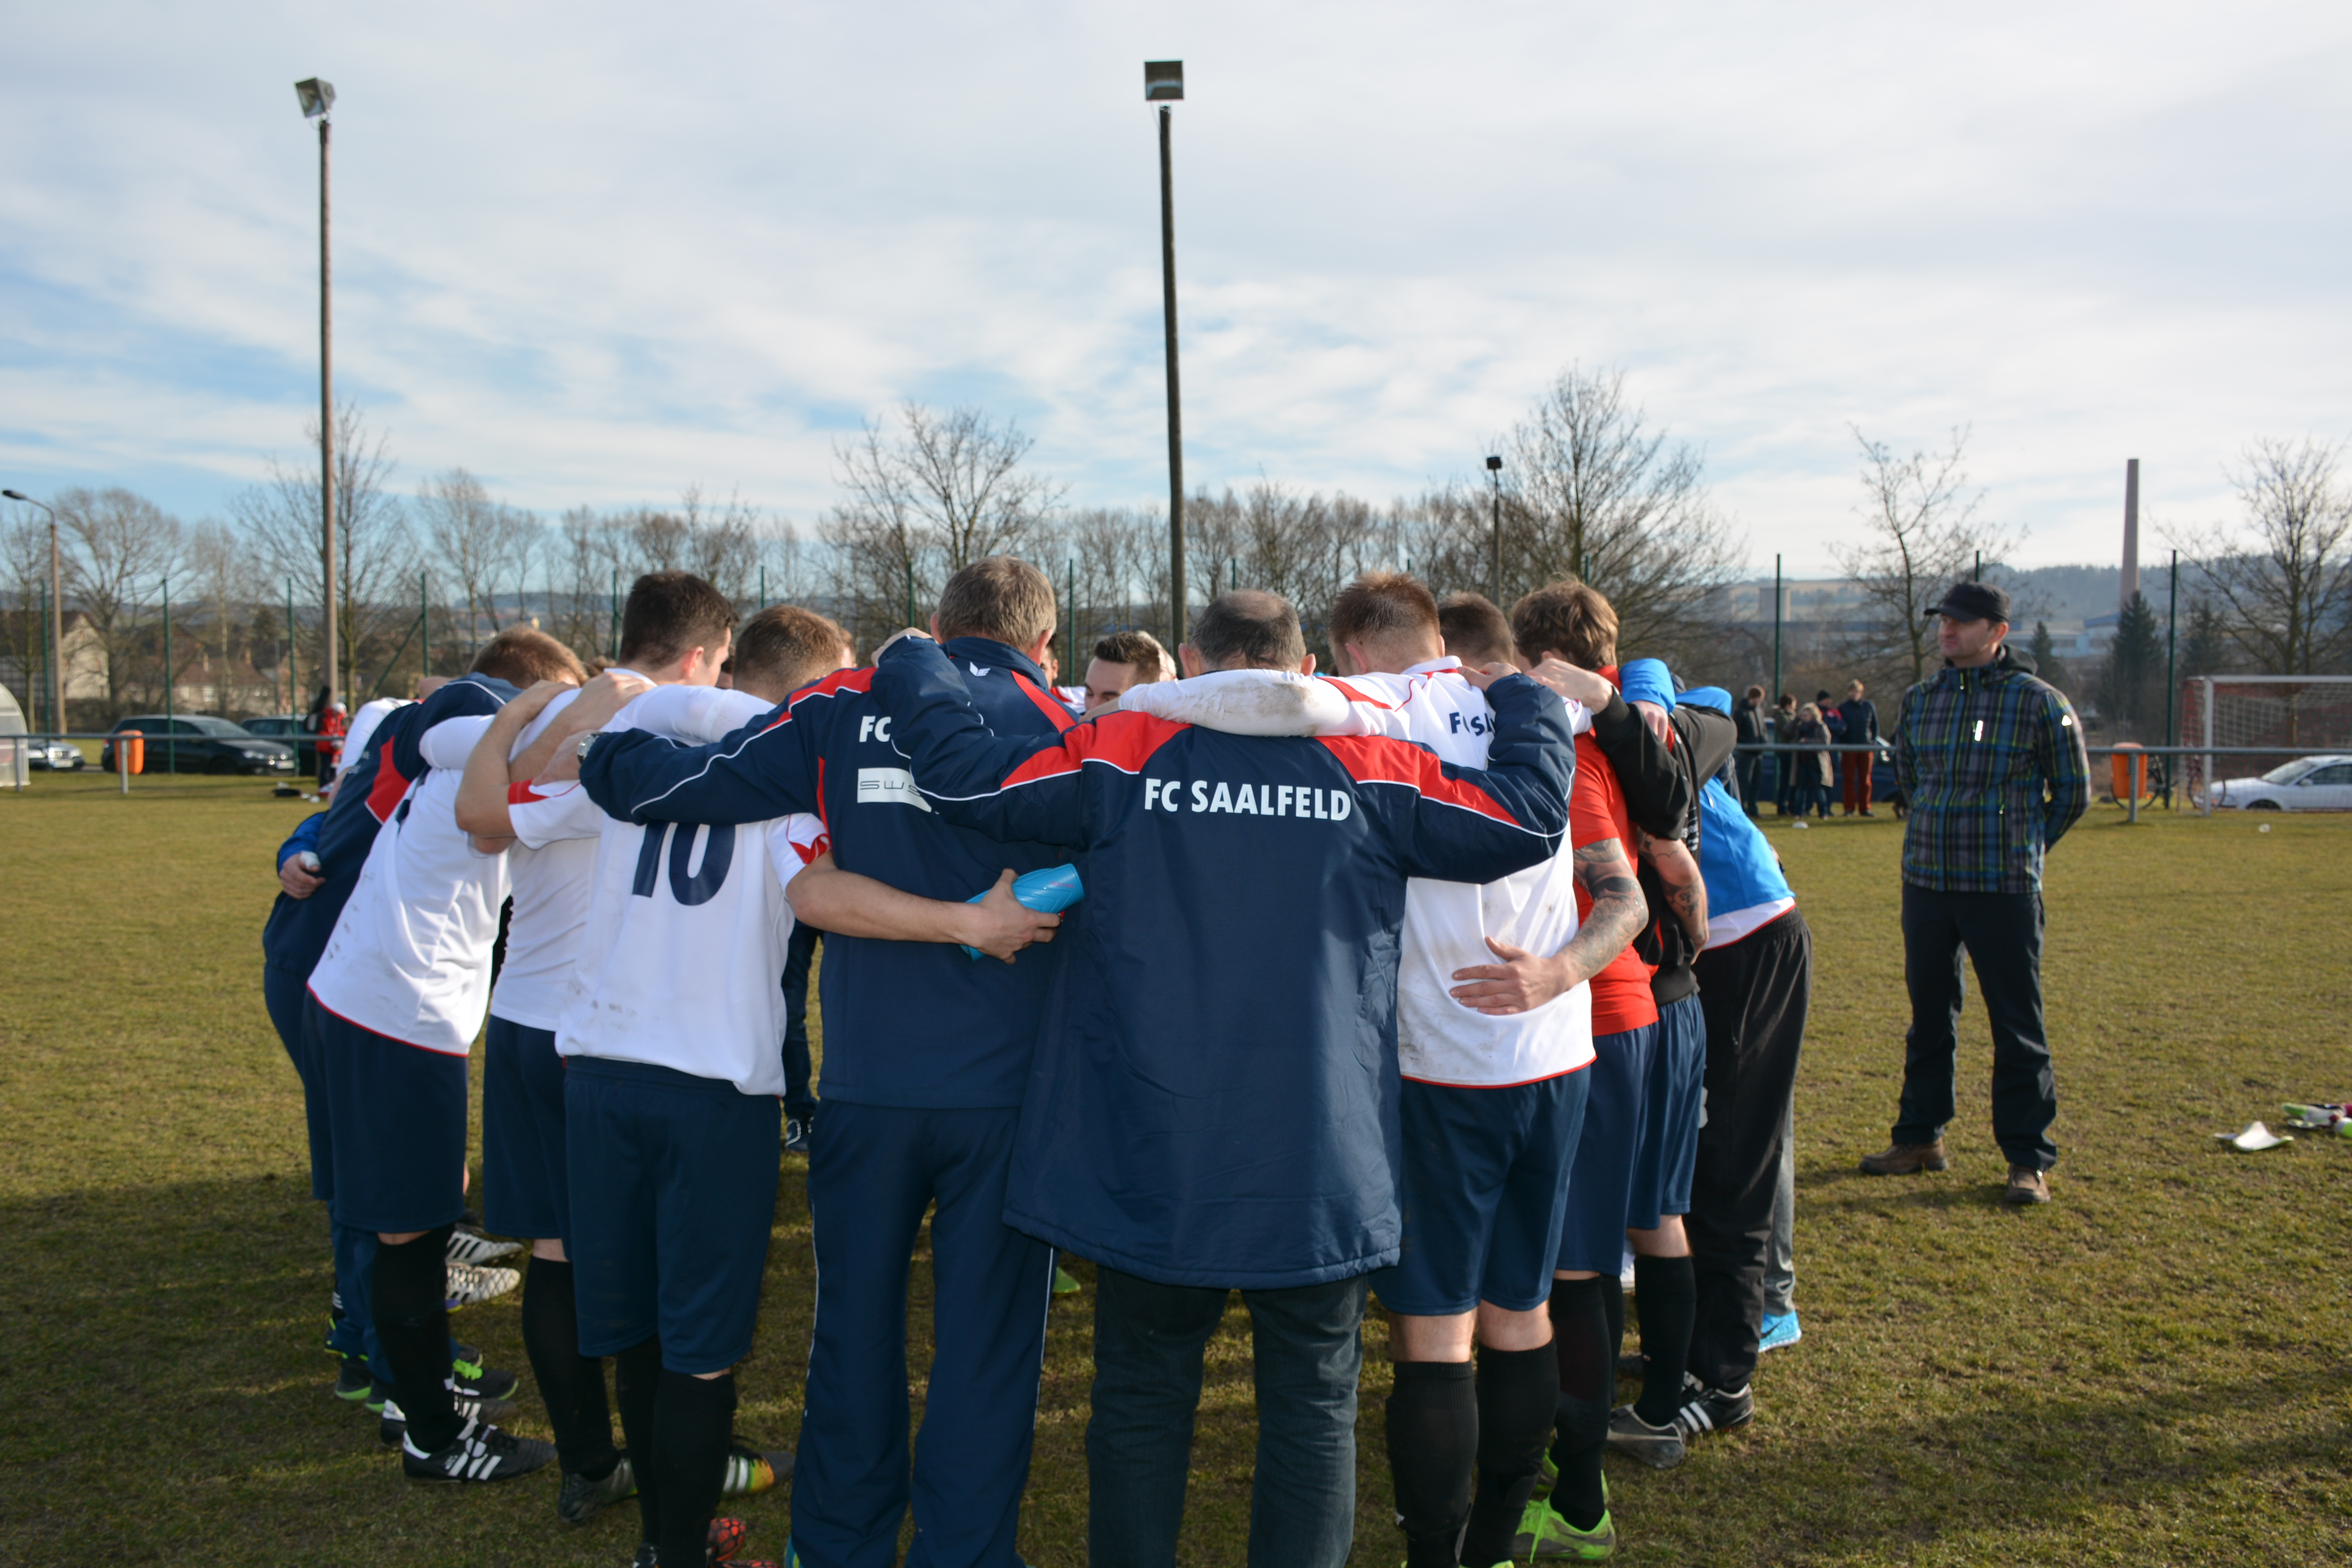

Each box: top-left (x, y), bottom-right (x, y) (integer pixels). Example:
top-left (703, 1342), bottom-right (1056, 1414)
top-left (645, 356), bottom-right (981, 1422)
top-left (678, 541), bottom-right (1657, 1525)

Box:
top-left (2208, 755), bottom-right (2352, 811)
top-left (25, 738), bottom-right (85, 770)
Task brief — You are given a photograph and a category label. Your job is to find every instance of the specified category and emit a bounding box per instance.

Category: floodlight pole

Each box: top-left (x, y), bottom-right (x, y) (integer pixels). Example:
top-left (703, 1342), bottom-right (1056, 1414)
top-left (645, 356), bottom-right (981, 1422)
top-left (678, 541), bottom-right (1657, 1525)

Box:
top-left (300, 89), bottom-right (341, 713)
top-left (2163, 548), bottom-right (2179, 807)
top-left (1158, 102), bottom-right (1186, 650)
top-left (4, 491), bottom-right (62, 733)
top-left (1486, 457), bottom-right (1504, 605)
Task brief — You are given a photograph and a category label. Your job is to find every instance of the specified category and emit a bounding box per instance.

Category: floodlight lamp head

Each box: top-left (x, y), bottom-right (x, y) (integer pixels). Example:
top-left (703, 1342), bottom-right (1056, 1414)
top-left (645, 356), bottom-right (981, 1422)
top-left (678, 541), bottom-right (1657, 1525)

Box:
top-left (1145, 60), bottom-right (1184, 102)
top-left (296, 78), bottom-right (336, 119)
top-left (1, 490), bottom-right (27, 501)
top-left (1485, 456), bottom-right (1503, 473)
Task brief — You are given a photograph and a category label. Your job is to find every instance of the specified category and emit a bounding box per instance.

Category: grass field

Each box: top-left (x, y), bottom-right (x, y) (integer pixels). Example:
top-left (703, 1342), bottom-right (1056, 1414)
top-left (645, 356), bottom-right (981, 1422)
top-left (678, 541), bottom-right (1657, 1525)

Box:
top-left (2, 775), bottom-right (2348, 1566)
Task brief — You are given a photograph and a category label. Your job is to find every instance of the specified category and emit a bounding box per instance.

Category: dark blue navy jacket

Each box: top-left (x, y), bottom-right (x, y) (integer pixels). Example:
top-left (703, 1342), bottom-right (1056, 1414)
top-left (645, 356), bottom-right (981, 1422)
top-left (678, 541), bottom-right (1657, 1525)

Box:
top-left (579, 637), bottom-right (1071, 1110)
top-left (869, 638), bottom-right (1577, 1290)
top-left (260, 676), bottom-right (515, 980)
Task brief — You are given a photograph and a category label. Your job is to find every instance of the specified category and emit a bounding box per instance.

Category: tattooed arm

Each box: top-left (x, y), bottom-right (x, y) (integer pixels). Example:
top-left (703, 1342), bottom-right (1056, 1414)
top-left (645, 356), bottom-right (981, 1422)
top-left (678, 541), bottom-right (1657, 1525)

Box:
top-left (1639, 829), bottom-right (1708, 951)
top-left (1448, 835), bottom-right (1649, 1016)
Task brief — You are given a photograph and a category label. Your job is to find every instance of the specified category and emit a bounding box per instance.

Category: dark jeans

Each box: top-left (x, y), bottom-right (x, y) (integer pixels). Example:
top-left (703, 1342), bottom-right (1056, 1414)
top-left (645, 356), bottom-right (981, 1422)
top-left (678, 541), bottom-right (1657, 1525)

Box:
top-left (1735, 752), bottom-right (1765, 816)
top-left (781, 922), bottom-right (819, 1125)
top-left (1087, 1265), bottom-right (1368, 1568)
top-left (1895, 884), bottom-right (2058, 1170)
top-left (1686, 908), bottom-right (1809, 1393)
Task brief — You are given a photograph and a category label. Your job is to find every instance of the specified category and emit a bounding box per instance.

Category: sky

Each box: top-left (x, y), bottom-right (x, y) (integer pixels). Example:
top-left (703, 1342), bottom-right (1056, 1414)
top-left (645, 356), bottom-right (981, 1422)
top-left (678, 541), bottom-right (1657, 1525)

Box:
top-left (3, 0), bottom-right (2348, 578)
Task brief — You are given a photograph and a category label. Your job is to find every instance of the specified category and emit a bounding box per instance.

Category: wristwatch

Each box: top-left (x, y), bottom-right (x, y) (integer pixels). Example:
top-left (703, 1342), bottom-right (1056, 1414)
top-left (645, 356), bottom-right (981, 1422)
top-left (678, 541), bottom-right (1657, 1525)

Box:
top-left (575, 731), bottom-right (599, 764)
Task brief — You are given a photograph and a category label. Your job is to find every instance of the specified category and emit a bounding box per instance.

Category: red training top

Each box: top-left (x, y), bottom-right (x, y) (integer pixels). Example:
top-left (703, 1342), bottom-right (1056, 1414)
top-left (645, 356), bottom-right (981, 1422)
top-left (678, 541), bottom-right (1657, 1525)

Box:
top-left (1569, 728), bottom-right (1660, 1037)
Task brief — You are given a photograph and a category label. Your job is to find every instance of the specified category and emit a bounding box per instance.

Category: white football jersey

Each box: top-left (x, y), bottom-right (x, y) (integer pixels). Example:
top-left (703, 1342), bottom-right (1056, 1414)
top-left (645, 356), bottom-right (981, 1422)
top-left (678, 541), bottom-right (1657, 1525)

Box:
top-left (309, 715), bottom-right (513, 1056)
top-left (336, 697), bottom-right (410, 780)
top-left (414, 692), bottom-right (613, 1035)
top-left (554, 691), bottom-right (829, 1096)
top-left (1322, 659), bottom-right (1597, 1087)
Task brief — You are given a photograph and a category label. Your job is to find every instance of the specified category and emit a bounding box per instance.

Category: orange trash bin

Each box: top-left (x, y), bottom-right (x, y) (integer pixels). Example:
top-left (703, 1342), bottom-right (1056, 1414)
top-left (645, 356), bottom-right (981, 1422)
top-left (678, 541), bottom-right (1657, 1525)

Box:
top-left (2109, 742), bottom-right (2146, 802)
top-left (119, 728), bottom-right (145, 776)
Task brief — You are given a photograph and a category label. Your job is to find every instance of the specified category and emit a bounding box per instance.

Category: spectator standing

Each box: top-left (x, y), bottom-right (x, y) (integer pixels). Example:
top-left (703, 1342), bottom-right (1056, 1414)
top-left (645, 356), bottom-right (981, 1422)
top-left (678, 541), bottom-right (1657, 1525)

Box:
top-left (1791, 704), bottom-right (1833, 821)
top-left (1838, 680), bottom-right (1880, 816)
top-left (1771, 695), bottom-right (1799, 816)
top-left (1733, 686), bottom-right (1769, 817)
top-left (1860, 583), bottom-right (2089, 1206)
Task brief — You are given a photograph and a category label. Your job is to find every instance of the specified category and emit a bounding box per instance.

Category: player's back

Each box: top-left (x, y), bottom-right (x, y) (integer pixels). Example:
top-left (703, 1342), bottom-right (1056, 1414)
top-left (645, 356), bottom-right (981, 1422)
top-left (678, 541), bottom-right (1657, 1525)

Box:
top-left (307, 675), bottom-right (519, 1054)
top-left (557, 696), bottom-right (826, 1096)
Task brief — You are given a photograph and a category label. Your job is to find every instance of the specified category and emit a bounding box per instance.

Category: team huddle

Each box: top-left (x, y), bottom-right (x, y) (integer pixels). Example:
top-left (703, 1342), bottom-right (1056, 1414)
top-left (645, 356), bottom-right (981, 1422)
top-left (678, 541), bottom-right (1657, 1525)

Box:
top-left (260, 558), bottom-right (1813, 1568)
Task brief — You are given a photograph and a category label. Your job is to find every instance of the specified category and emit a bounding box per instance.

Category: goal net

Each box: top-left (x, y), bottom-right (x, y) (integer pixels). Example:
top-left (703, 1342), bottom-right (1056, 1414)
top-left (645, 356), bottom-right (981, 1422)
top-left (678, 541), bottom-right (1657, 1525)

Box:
top-left (2180, 675), bottom-right (2352, 810)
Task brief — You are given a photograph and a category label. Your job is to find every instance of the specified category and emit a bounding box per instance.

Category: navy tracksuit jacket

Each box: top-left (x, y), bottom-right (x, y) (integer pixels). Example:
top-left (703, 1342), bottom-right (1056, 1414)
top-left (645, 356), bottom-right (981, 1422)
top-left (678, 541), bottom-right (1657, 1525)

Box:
top-left (867, 639), bottom-right (1577, 1291)
top-left (580, 636), bottom-right (1073, 1568)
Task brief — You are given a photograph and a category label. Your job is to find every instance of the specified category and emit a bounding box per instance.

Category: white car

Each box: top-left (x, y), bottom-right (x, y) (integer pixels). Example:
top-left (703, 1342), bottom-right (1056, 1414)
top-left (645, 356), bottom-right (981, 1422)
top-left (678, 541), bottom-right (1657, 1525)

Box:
top-left (2208, 755), bottom-right (2352, 811)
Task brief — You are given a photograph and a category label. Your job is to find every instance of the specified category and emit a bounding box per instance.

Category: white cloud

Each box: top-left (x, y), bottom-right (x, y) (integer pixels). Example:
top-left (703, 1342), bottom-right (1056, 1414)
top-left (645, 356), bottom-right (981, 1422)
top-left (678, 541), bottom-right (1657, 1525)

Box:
top-left (0, 0), bottom-right (2347, 579)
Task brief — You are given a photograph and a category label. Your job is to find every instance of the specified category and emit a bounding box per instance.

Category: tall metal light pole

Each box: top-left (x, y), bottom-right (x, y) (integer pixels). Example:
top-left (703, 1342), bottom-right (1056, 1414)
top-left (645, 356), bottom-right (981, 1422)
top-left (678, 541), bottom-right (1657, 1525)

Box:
top-left (1146, 60), bottom-right (1186, 649)
top-left (3, 490), bottom-right (61, 733)
top-left (296, 77), bottom-right (339, 710)
top-left (1485, 456), bottom-right (1504, 604)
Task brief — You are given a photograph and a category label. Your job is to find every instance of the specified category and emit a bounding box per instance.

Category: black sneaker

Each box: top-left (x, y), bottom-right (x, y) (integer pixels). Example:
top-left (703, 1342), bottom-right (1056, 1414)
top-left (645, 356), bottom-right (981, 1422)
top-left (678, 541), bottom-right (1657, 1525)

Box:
top-left (1615, 1349), bottom-right (1645, 1379)
top-left (448, 1357), bottom-right (519, 1402)
top-left (719, 1441), bottom-right (793, 1496)
top-left (783, 1117), bottom-right (811, 1155)
top-left (332, 1356), bottom-right (374, 1402)
top-left (1670, 1380), bottom-right (1754, 1439)
top-left (556, 1454), bottom-right (637, 1524)
top-left (400, 1417), bottom-right (556, 1482)
top-left (379, 1393), bottom-right (519, 1449)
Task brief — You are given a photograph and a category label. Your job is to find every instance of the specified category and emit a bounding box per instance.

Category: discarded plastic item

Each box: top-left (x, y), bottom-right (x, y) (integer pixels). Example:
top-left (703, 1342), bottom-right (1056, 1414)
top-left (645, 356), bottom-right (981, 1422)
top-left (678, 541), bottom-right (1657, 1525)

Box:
top-left (2215, 1121), bottom-right (2293, 1152)
top-left (2258, 823), bottom-right (2272, 833)
top-left (1790, 819), bottom-right (1809, 830)
top-left (2283, 1103), bottom-right (2352, 1136)
top-left (962, 864), bottom-right (1085, 960)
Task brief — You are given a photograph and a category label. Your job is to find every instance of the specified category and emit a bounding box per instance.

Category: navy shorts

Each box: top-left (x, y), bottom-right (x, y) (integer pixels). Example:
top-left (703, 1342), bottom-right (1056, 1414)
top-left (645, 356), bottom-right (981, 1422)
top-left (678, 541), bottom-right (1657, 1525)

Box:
top-left (1372, 1068), bottom-right (1592, 1316)
top-left (313, 992), bottom-right (470, 1236)
top-left (1554, 1021), bottom-right (1661, 1275)
top-left (484, 1016), bottom-right (570, 1244)
top-left (565, 1057), bottom-right (782, 1374)
top-left (265, 964), bottom-right (333, 1201)
top-left (1628, 993), bottom-right (1706, 1227)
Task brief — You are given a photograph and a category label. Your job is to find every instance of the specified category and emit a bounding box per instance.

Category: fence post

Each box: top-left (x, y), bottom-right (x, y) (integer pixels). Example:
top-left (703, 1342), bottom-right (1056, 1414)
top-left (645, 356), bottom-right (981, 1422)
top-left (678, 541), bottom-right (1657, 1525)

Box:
top-left (162, 577), bottom-right (174, 775)
top-left (2200, 676), bottom-right (2214, 817)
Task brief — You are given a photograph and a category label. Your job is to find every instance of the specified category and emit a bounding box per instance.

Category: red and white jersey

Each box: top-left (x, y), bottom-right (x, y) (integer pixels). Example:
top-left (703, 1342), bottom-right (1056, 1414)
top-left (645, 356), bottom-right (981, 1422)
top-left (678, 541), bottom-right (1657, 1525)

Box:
top-left (308, 715), bottom-right (513, 1056)
top-left (336, 697), bottom-right (410, 780)
top-left (555, 691), bottom-right (829, 1096)
top-left (1323, 659), bottom-right (1597, 1087)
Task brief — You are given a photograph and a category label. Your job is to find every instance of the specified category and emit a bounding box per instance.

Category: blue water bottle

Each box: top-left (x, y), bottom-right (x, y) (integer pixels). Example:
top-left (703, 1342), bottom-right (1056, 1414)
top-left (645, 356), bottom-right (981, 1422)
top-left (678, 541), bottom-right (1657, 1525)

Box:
top-left (962, 864), bottom-right (1085, 960)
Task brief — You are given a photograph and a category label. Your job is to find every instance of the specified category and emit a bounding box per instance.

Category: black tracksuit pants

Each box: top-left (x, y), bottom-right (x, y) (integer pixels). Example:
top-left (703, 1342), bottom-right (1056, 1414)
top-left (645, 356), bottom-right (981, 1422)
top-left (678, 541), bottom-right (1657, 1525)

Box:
top-left (1893, 883), bottom-right (2058, 1171)
top-left (1685, 907), bottom-right (1810, 1394)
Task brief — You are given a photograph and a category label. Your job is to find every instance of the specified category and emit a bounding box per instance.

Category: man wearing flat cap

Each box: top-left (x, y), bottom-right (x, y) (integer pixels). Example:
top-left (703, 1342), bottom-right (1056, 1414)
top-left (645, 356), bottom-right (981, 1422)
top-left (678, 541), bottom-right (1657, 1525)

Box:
top-left (1859, 581), bottom-right (2089, 1205)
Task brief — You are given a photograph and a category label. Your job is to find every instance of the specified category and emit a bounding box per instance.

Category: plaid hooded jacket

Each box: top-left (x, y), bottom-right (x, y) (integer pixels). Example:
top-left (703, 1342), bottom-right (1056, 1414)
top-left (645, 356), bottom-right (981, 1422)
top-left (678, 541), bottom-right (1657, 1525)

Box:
top-left (1891, 646), bottom-right (2091, 894)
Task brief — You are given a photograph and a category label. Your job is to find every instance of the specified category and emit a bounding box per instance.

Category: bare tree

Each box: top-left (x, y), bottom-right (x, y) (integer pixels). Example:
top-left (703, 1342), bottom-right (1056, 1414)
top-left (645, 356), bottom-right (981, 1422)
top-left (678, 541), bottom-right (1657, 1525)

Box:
top-left (1832, 426), bottom-right (2021, 689)
top-left (822, 403), bottom-right (1065, 646)
top-left (416, 467), bottom-right (534, 654)
top-left (53, 487), bottom-right (186, 710)
top-left (2171, 437), bottom-right (2352, 676)
top-left (184, 521), bottom-right (261, 713)
top-left (1, 503), bottom-right (53, 719)
top-left (230, 402), bottom-right (414, 702)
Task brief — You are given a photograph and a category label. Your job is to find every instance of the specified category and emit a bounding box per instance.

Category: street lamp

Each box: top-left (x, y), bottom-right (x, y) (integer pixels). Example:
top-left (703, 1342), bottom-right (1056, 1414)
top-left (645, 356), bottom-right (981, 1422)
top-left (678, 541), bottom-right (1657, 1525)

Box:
top-left (1484, 456), bottom-right (1503, 606)
top-left (2, 489), bottom-right (61, 733)
top-left (296, 76), bottom-right (339, 710)
top-left (1146, 60), bottom-right (1186, 648)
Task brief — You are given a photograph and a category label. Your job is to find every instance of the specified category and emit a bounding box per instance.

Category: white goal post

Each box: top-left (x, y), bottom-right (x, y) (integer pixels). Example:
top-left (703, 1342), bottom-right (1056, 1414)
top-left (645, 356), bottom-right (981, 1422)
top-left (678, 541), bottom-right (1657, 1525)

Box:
top-left (2183, 675), bottom-right (2352, 815)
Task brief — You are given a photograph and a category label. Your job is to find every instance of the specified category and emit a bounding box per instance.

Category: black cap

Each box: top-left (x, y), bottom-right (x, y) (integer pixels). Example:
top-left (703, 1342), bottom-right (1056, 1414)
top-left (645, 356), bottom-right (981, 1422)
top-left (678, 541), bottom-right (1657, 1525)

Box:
top-left (1929, 581), bottom-right (2011, 623)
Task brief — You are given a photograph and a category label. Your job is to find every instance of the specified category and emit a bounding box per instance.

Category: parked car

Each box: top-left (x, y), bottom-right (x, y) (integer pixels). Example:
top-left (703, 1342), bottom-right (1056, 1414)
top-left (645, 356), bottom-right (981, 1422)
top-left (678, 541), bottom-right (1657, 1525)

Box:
top-left (101, 715), bottom-right (299, 775)
top-left (2208, 755), bottom-right (2352, 811)
top-left (26, 737), bottom-right (86, 770)
top-left (241, 714), bottom-right (319, 772)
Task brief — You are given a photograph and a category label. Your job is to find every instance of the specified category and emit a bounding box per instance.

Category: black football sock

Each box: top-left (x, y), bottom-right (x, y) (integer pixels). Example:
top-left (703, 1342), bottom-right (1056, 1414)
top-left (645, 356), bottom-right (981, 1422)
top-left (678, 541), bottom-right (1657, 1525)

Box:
top-left (521, 1256), bottom-right (619, 1478)
top-left (1386, 1359), bottom-right (1477, 1568)
top-left (1632, 1253), bottom-right (1697, 1427)
top-left (1598, 1273), bottom-right (1626, 1364)
top-left (613, 1336), bottom-right (664, 1548)
top-left (1460, 1340), bottom-right (1560, 1566)
top-left (653, 1369), bottom-right (737, 1568)
top-left (373, 1224), bottom-right (461, 1453)
top-left (1546, 1278), bottom-right (1611, 1532)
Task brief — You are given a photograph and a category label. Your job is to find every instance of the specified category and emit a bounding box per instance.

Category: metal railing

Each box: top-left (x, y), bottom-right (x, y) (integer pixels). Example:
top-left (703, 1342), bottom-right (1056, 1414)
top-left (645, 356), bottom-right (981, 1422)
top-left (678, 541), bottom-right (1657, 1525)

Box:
top-left (0, 728), bottom-right (328, 794)
top-left (1729, 741), bottom-right (2350, 822)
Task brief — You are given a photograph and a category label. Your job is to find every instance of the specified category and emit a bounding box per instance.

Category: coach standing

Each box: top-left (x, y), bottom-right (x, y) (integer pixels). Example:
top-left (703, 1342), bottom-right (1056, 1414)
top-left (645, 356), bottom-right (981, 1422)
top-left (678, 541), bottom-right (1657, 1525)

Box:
top-left (1859, 583), bottom-right (2089, 1205)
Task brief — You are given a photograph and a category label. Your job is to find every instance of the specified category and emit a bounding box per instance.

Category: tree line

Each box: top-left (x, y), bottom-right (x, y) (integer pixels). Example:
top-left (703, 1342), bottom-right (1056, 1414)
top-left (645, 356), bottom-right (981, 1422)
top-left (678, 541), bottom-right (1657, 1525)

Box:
top-left (4, 366), bottom-right (2345, 739)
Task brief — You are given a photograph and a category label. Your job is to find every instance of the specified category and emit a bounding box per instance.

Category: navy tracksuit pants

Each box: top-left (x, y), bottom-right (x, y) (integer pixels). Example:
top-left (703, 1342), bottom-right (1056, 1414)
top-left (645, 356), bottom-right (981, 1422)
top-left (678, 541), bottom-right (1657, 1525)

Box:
top-left (795, 1102), bottom-right (1054, 1568)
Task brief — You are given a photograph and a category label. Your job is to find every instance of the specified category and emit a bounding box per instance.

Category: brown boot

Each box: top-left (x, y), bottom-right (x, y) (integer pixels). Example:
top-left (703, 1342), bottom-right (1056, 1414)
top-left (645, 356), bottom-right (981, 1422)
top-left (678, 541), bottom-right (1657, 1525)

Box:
top-left (2004, 1166), bottom-right (2050, 1205)
top-left (1858, 1138), bottom-right (1949, 1175)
